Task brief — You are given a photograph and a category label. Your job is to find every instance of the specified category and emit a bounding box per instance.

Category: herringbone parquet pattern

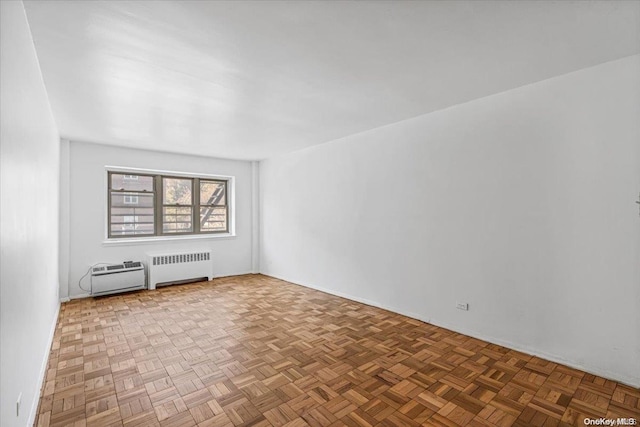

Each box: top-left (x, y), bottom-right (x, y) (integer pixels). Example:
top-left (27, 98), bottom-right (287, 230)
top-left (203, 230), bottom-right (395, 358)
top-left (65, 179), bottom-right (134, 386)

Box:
top-left (34, 275), bottom-right (639, 427)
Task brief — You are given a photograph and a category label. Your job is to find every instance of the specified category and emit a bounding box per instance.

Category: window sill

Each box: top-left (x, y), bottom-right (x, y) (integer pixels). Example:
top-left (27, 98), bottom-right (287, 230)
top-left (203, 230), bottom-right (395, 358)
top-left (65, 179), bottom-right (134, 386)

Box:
top-left (102, 233), bottom-right (236, 246)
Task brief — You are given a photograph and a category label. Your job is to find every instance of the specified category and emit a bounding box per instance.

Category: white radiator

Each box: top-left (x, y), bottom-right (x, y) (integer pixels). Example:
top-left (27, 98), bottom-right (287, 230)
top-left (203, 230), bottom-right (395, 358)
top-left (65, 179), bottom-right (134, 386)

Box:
top-left (91, 262), bottom-right (145, 296)
top-left (147, 251), bottom-right (213, 290)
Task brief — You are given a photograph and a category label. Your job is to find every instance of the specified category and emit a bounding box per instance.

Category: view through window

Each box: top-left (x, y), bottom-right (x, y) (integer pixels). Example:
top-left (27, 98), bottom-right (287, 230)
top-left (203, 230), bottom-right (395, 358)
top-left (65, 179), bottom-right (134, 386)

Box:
top-left (108, 172), bottom-right (228, 238)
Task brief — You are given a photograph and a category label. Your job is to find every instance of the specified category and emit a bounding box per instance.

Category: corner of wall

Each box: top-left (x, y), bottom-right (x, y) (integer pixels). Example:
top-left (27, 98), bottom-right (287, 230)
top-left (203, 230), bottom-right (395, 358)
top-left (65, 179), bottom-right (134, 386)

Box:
top-left (27, 300), bottom-right (60, 426)
top-left (59, 138), bottom-right (70, 300)
top-left (251, 160), bottom-right (260, 274)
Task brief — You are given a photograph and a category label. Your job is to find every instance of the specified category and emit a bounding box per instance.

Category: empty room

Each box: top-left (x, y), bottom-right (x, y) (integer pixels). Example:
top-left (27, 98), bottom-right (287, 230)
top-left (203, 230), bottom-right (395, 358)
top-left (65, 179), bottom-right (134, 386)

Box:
top-left (1, 1), bottom-right (639, 426)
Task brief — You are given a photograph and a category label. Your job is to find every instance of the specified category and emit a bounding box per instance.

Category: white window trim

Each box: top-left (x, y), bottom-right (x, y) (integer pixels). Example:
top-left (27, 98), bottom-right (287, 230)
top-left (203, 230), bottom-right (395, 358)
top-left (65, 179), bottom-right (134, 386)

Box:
top-left (103, 166), bottom-right (236, 245)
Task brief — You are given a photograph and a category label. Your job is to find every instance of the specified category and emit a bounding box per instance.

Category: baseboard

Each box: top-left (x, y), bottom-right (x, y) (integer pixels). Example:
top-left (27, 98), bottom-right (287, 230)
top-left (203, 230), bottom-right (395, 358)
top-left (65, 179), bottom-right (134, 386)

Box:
top-left (262, 272), bottom-right (640, 389)
top-left (426, 318), bottom-right (640, 389)
top-left (27, 300), bottom-right (60, 427)
top-left (212, 271), bottom-right (255, 279)
top-left (62, 292), bottom-right (91, 301)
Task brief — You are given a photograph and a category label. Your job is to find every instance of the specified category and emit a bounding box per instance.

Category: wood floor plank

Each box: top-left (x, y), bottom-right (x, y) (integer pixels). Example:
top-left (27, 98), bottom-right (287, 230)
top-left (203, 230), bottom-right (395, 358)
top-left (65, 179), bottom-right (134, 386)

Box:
top-left (33, 274), bottom-right (639, 427)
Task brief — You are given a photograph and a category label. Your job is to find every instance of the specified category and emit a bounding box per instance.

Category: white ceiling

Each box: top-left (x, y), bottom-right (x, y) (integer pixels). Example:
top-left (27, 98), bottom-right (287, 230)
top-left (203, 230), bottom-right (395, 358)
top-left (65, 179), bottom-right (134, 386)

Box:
top-left (24, 1), bottom-right (640, 160)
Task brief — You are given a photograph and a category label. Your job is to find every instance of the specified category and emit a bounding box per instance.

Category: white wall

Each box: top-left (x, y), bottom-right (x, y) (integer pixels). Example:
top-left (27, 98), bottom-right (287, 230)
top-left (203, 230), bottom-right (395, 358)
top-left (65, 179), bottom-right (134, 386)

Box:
top-left (260, 55), bottom-right (640, 387)
top-left (59, 139), bottom-right (71, 300)
top-left (63, 142), bottom-right (254, 298)
top-left (0, 2), bottom-right (61, 426)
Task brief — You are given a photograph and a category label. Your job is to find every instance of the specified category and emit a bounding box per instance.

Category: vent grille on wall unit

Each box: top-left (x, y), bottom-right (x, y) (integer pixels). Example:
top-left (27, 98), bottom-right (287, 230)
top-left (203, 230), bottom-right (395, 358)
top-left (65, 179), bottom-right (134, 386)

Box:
top-left (92, 261), bottom-right (143, 274)
top-left (151, 252), bottom-right (210, 266)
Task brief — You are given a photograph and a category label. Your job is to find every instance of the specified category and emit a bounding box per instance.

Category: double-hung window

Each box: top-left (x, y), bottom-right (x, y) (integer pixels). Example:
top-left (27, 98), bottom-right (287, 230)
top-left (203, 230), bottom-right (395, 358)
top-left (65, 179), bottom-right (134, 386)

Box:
top-left (162, 177), bottom-right (194, 234)
top-left (109, 173), bottom-right (155, 237)
top-left (198, 180), bottom-right (228, 232)
top-left (108, 171), bottom-right (229, 238)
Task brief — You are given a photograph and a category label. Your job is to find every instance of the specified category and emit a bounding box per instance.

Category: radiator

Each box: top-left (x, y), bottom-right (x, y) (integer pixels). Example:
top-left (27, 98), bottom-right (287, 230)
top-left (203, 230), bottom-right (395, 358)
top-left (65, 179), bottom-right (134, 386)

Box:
top-left (147, 251), bottom-right (213, 290)
top-left (91, 262), bottom-right (145, 296)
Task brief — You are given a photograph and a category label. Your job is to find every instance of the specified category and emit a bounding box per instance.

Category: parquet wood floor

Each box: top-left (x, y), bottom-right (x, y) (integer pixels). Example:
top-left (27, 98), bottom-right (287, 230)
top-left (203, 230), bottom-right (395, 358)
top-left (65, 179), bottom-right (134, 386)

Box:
top-left (34, 274), bottom-right (639, 427)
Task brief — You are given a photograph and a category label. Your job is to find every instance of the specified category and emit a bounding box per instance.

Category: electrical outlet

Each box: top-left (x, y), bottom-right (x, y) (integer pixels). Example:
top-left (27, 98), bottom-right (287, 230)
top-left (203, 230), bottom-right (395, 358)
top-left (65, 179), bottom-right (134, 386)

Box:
top-left (456, 302), bottom-right (469, 311)
top-left (16, 392), bottom-right (21, 417)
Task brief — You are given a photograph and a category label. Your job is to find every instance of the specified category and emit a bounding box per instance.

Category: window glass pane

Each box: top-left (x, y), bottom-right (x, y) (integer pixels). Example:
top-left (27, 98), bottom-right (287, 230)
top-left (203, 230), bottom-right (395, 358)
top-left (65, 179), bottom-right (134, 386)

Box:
top-left (110, 193), bottom-right (155, 236)
top-left (163, 206), bottom-right (193, 233)
top-left (200, 207), bottom-right (227, 232)
top-left (111, 174), bottom-right (153, 192)
top-left (200, 181), bottom-right (226, 205)
top-left (111, 192), bottom-right (154, 208)
top-left (163, 178), bottom-right (192, 205)
top-left (108, 172), bottom-right (231, 238)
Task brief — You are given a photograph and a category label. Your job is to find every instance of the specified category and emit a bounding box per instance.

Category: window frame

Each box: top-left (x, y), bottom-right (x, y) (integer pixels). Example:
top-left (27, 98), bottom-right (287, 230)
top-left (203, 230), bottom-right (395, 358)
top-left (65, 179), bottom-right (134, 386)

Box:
top-left (197, 179), bottom-right (229, 234)
top-left (108, 172), bottom-right (156, 238)
top-left (159, 176), bottom-right (195, 236)
top-left (106, 168), bottom-right (233, 241)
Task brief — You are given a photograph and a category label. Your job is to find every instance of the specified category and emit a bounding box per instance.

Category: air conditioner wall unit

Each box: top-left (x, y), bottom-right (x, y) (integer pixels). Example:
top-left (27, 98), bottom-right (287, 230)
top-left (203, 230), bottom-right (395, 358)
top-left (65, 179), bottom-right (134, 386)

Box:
top-left (91, 261), bottom-right (146, 296)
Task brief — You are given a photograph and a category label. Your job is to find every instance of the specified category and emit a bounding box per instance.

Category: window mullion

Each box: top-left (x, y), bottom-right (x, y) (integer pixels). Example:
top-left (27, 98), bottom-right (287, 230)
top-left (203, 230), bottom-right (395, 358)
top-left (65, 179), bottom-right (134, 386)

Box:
top-left (108, 176), bottom-right (113, 237)
top-left (108, 171), bottom-right (112, 237)
top-left (224, 180), bottom-right (229, 233)
top-left (155, 175), bottom-right (163, 236)
top-left (194, 178), bottom-right (200, 234)
top-left (224, 180), bottom-right (228, 233)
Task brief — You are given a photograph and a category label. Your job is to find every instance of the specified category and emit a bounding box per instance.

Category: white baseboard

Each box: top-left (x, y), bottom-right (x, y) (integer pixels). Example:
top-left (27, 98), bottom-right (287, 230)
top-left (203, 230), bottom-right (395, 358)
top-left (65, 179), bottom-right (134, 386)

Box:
top-left (262, 272), bottom-right (640, 389)
top-left (27, 300), bottom-right (60, 427)
top-left (426, 318), bottom-right (640, 389)
top-left (212, 271), bottom-right (255, 279)
top-left (61, 292), bottom-right (90, 302)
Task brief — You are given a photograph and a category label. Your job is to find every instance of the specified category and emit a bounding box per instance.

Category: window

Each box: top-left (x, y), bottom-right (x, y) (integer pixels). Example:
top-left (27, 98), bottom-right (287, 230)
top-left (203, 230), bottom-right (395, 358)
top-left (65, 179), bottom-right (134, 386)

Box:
top-left (109, 173), bottom-right (155, 237)
top-left (123, 195), bottom-right (139, 205)
top-left (199, 180), bottom-right (227, 232)
top-left (162, 177), bottom-right (193, 234)
top-left (108, 171), bottom-right (229, 238)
